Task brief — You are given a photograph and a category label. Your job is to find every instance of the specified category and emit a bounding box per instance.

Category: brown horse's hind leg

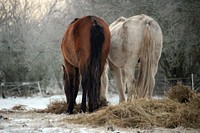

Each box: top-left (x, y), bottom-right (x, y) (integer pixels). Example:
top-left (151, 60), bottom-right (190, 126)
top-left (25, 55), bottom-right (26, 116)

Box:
top-left (88, 75), bottom-right (100, 112)
top-left (65, 76), bottom-right (74, 114)
top-left (63, 61), bottom-right (76, 114)
top-left (74, 67), bottom-right (80, 105)
top-left (80, 70), bottom-right (90, 113)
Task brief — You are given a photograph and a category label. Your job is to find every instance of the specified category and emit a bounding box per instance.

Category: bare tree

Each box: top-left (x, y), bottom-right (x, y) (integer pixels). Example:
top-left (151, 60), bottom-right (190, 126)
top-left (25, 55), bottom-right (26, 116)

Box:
top-left (1, 0), bottom-right (200, 95)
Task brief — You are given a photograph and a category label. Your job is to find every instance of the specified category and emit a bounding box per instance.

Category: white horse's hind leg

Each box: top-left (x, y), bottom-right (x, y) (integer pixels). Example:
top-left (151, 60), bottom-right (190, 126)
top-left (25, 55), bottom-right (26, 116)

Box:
top-left (149, 76), bottom-right (155, 97)
top-left (109, 60), bottom-right (126, 103)
top-left (149, 58), bottom-right (160, 97)
top-left (100, 63), bottom-right (108, 105)
top-left (126, 69), bottom-right (136, 101)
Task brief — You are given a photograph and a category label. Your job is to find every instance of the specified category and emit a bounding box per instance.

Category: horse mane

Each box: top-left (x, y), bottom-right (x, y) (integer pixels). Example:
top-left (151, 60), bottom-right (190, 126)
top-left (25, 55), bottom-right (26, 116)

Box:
top-left (135, 16), bottom-right (162, 98)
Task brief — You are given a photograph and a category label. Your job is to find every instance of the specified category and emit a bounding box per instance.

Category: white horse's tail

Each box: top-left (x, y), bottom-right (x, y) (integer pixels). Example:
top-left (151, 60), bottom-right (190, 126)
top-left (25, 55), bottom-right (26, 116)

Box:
top-left (135, 17), bottom-right (162, 98)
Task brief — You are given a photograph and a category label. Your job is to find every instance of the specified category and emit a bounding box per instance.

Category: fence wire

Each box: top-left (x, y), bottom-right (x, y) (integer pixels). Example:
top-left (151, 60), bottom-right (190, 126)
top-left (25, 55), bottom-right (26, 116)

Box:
top-left (0, 77), bottom-right (200, 98)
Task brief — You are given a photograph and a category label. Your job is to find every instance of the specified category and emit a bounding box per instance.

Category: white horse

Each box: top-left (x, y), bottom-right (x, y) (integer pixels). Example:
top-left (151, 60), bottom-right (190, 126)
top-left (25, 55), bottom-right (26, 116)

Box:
top-left (101, 14), bottom-right (163, 103)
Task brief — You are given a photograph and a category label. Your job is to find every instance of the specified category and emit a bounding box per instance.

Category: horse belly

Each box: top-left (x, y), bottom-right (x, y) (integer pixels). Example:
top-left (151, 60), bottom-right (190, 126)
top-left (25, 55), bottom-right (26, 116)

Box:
top-left (108, 41), bottom-right (128, 68)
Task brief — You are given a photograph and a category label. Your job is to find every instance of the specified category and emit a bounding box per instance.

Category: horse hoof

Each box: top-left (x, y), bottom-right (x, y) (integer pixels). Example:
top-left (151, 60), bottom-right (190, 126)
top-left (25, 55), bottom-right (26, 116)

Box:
top-left (66, 109), bottom-right (73, 115)
top-left (79, 109), bottom-right (85, 113)
top-left (99, 99), bottom-right (109, 107)
top-left (89, 107), bottom-right (95, 113)
top-left (89, 108), bottom-right (94, 113)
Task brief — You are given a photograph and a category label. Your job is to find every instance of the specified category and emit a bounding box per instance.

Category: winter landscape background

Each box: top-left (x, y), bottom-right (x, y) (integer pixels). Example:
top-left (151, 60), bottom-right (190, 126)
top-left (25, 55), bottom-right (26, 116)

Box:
top-left (0, 0), bottom-right (200, 97)
top-left (0, 1), bottom-right (200, 132)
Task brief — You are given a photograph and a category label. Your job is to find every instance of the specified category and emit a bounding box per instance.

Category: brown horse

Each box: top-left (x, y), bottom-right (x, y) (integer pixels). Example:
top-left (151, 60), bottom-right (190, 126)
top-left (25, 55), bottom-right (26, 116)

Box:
top-left (61, 16), bottom-right (110, 114)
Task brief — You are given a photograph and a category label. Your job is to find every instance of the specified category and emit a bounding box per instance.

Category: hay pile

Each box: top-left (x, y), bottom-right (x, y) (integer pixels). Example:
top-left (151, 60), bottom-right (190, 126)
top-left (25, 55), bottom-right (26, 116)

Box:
top-left (40, 84), bottom-right (200, 129)
top-left (66, 98), bottom-right (200, 129)
top-left (36, 100), bottom-right (83, 114)
top-left (165, 83), bottom-right (195, 103)
top-left (37, 100), bottom-right (107, 114)
top-left (67, 84), bottom-right (200, 129)
top-left (36, 100), bottom-right (67, 114)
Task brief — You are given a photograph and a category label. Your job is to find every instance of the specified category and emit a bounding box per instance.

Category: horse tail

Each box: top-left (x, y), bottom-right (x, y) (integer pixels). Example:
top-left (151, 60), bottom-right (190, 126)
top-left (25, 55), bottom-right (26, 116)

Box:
top-left (89, 19), bottom-right (105, 112)
top-left (136, 18), bottom-right (162, 98)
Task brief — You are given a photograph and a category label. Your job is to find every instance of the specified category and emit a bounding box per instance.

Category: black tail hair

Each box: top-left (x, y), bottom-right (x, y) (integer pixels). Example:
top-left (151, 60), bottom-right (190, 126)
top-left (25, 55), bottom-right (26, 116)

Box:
top-left (88, 19), bottom-right (105, 112)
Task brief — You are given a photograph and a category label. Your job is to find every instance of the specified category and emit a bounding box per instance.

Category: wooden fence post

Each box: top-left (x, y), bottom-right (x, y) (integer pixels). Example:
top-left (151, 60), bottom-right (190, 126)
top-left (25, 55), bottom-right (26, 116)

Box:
top-left (37, 81), bottom-right (42, 96)
top-left (191, 74), bottom-right (194, 90)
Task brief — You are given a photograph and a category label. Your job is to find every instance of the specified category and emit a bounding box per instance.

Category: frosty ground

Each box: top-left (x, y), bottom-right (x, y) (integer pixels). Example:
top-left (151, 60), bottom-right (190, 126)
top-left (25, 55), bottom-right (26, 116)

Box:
top-left (0, 94), bottom-right (199, 133)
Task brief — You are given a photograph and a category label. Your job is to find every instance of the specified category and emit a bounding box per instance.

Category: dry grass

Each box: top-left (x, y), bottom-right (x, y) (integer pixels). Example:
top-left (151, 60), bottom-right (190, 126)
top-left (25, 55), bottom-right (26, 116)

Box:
top-left (36, 100), bottom-right (67, 114)
top-left (164, 83), bottom-right (195, 103)
top-left (38, 84), bottom-right (200, 129)
top-left (36, 100), bottom-right (85, 114)
top-left (36, 100), bottom-right (108, 114)
top-left (66, 98), bottom-right (200, 129)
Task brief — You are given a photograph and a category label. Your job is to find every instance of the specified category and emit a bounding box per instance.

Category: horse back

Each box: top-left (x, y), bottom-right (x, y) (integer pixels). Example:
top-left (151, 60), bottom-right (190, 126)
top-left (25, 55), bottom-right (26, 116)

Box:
top-left (61, 16), bottom-right (110, 68)
top-left (108, 14), bottom-right (162, 68)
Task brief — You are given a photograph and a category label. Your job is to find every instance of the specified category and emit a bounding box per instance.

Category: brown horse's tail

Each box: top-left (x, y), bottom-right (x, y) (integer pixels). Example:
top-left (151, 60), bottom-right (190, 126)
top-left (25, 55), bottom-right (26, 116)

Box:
top-left (88, 19), bottom-right (105, 112)
top-left (135, 18), bottom-right (162, 98)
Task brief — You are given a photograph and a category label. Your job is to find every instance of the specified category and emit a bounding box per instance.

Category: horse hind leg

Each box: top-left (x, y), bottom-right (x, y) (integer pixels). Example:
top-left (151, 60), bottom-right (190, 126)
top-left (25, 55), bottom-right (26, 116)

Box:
top-left (108, 60), bottom-right (126, 103)
top-left (87, 71), bottom-right (101, 112)
top-left (74, 67), bottom-right (80, 105)
top-left (80, 69), bottom-right (90, 113)
top-left (148, 59), bottom-right (160, 97)
top-left (65, 77), bottom-right (74, 114)
top-left (126, 70), bottom-right (136, 101)
top-left (100, 62), bottom-right (109, 106)
top-left (63, 61), bottom-right (76, 114)
top-left (87, 61), bottom-right (103, 112)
